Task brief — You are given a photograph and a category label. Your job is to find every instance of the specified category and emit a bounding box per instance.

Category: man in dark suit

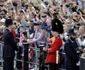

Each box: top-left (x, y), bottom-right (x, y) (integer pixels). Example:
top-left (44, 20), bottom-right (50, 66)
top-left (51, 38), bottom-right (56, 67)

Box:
top-left (64, 29), bottom-right (79, 70)
top-left (3, 18), bottom-right (18, 70)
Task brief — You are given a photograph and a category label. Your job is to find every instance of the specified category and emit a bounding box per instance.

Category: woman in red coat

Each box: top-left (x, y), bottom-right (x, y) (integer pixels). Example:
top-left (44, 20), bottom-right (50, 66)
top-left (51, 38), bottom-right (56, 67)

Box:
top-left (45, 18), bottom-right (63, 70)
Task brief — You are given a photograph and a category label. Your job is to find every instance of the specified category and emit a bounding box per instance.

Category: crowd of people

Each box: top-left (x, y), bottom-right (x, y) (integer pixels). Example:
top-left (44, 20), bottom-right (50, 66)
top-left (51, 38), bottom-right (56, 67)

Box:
top-left (0, 0), bottom-right (85, 70)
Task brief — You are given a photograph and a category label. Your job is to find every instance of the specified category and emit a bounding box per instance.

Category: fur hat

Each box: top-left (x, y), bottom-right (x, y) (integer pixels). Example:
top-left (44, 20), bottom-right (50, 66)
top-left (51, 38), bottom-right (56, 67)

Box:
top-left (51, 18), bottom-right (63, 34)
top-left (5, 18), bottom-right (13, 27)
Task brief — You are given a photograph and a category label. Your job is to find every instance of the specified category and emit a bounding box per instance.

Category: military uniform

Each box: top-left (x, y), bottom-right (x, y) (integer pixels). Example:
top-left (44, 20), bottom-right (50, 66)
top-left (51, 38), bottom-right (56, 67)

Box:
top-left (45, 18), bottom-right (63, 70)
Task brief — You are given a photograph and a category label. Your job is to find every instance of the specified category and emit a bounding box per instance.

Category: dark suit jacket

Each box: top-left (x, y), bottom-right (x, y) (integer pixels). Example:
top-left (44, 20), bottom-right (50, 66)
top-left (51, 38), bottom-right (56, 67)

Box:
top-left (3, 29), bottom-right (18, 58)
top-left (64, 39), bottom-right (79, 69)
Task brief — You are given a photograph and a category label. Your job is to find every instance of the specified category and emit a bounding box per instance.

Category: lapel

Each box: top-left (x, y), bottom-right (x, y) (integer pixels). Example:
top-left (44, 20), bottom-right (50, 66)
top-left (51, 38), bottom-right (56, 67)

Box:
top-left (68, 39), bottom-right (77, 50)
top-left (6, 29), bottom-right (10, 32)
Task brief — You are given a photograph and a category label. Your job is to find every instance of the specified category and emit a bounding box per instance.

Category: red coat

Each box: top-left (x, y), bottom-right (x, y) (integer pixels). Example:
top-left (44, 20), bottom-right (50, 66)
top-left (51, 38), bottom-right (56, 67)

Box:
top-left (45, 37), bottom-right (62, 64)
top-left (11, 29), bottom-right (16, 38)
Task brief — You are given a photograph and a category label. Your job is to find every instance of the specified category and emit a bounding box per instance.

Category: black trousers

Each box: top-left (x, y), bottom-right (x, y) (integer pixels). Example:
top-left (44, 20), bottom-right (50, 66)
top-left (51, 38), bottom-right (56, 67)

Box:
top-left (16, 47), bottom-right (22, 69)
top-left (3, 57), bottom-right (14, 70)
top-left (66, 68), bottom-right (77, 70)
top-left (49, 63), bottom-right (59, 70)
top-left (66, 66), bottom-right (79, 70)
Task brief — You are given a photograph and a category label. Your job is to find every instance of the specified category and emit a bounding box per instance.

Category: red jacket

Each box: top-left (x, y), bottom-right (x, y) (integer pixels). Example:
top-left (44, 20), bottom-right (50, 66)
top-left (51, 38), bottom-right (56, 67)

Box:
top-left (45, 37), bottom-right (62, 64)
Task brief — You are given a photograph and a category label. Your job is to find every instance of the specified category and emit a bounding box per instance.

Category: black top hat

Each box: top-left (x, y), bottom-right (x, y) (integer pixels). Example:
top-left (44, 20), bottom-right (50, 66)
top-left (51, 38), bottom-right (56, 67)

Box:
top-left (51, 18), bottom-right (63, 34)
top-left (68, 29), bottom-right (76, 36)
top-left (5, 18), bottom-right (13, 27)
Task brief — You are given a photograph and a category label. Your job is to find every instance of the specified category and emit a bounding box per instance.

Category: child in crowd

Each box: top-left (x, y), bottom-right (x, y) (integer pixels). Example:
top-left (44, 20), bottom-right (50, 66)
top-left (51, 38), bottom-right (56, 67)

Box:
top-left (19, 25), bottom-right (25, 46)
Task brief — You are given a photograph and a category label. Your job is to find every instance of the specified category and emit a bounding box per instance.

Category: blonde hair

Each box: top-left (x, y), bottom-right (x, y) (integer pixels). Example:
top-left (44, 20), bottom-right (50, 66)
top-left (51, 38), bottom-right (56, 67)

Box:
top-left (79, 26), bottom-right (85, 31)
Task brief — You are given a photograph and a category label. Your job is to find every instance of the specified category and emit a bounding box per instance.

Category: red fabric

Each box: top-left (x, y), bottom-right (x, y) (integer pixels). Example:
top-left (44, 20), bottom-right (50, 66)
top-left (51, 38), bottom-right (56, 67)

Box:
top-left (11, 29), bottom-right (16, 38)
top-left (29, 48), bottom-right (35, 62)
top-left (16, 34), bottom-right (20, 37)
top-left (45, 38), bottom-right (62, 64)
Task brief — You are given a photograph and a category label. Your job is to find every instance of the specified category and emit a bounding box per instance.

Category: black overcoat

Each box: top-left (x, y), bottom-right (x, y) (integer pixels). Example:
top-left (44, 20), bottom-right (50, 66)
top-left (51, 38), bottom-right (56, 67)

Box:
top-left (64, 39), bottom-right (79, 69)
top-left (3, 29), bottom-right (18, 58)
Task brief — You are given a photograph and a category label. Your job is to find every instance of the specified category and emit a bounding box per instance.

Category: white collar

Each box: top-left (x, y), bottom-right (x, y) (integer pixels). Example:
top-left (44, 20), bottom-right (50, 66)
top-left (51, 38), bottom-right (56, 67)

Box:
top-left (7, 28), bottom-right (11, 32)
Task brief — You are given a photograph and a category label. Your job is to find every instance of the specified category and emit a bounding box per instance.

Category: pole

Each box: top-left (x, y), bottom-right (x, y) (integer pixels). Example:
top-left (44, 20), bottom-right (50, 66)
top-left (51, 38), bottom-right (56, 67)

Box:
top-left (23, 43), bottom-right (29, 70)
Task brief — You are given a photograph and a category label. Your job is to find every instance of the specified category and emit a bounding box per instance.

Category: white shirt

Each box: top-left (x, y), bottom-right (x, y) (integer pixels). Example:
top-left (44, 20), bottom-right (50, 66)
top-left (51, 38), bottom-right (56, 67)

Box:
top-left (77, 34), bottom-right (85, 46)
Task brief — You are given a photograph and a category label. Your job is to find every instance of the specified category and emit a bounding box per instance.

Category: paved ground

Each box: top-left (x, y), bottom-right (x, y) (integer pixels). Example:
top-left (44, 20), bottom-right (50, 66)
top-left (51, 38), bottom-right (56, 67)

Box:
top-left (0, 67), bottom-right (2, 70)
top-left (0, 66), bottom-right (67, 70)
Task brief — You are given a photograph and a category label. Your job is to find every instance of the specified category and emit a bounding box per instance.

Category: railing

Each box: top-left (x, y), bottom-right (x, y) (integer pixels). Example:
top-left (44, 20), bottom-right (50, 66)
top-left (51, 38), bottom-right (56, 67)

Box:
top-left (0, 41), bottom-right (3, 66)
top-left (0, 40), bottom-right (49, 70)
top-left (0, 37), bottom-right (67, 70)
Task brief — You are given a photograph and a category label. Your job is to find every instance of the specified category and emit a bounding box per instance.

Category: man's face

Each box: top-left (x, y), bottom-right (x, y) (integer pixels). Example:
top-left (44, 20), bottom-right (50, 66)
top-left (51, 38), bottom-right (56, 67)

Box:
top-left (29, 13), bottom-right (34, 20)
top-left (64, 25), bottom-right (69, 32)
top-left (73, 13), bottom-right (79, 21)
top-left (71, 34), bottom-right (77, 39)
top-left (9, 24), bottom-right (14, 30)
top-left (12, 24), bottom-right (16, 29)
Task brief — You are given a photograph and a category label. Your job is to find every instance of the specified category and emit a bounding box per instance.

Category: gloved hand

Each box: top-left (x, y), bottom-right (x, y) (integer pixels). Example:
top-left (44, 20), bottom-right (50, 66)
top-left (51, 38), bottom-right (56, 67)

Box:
top-left (76, 61), bottom-right (80, 66)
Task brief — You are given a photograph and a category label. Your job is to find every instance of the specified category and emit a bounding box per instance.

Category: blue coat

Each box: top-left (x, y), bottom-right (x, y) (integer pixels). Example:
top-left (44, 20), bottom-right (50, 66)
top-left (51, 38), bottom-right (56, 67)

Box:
top-left (40, 22), bottom-right (51, 31)
top-left (3, 29), bottom-right (18, 58)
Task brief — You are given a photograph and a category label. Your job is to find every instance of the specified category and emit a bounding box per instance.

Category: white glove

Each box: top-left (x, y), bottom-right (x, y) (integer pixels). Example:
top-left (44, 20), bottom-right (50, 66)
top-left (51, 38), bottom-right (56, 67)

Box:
top-left (76, 61), bottom-right (80, 66)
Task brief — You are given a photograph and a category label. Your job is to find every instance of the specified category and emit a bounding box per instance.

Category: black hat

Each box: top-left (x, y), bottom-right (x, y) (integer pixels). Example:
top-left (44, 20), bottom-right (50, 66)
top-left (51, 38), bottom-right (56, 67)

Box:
top-left (5, 18), bottom-right (13, 27)
top-left (51, 18), bottom-right (63, 34)
top-left (34, 22), bottom-right (40, 26)
top-left (68, 29), bottom-right (76, 36)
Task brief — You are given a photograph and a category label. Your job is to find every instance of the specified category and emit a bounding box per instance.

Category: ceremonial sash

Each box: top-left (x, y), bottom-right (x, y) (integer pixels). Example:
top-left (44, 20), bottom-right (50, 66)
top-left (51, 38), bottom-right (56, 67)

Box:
top-left (56, 50), bottom-right (59, 64)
